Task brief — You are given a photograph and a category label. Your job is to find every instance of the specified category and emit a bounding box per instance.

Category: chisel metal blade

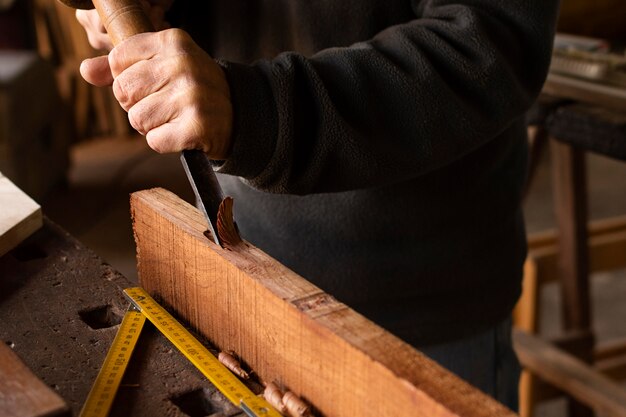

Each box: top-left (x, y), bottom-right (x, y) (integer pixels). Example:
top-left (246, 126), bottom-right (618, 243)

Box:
top-left (180, 149), bottom-right (224, 247)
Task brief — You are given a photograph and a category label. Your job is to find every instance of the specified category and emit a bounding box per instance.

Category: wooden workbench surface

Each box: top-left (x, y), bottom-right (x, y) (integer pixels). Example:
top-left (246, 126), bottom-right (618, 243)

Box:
top-left (0, 219), bottom-right (245, 416)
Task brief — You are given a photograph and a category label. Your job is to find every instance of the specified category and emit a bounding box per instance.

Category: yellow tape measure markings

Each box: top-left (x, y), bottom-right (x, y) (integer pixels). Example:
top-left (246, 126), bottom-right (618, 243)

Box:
top-left (123, 287), bottom-right (281, 417)
top-left (79, 307), bottom-right (145, 417)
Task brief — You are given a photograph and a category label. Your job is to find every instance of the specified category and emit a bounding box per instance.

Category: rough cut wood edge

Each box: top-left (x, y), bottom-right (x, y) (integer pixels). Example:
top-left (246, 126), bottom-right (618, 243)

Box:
top-left (131, 188), bottom-right (515, 417)
top-left (0, 343), bottom-right (69, 417)
top-left (0, 171), bottom-right (43, 257)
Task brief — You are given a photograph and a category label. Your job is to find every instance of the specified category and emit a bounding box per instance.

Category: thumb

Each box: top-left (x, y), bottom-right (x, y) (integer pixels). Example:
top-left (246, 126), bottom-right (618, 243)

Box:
top-left (80, 55), bottom-right (114, 87)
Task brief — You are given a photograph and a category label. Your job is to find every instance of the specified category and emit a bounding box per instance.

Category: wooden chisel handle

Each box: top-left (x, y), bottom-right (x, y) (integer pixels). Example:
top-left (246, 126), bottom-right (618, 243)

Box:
top-left (92, 0), bottom-right (155, 45)
top-left (58, 0), bottom-right (154, 45)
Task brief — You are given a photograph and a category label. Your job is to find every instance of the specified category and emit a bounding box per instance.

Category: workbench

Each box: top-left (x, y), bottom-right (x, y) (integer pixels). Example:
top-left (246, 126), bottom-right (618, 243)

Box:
top-left (0, 219), bottom-right (246, 416)
top-left (1, 186), bottom-right (522, 417)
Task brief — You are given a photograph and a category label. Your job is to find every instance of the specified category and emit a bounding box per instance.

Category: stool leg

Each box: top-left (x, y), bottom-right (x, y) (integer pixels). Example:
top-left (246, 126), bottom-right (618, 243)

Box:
top-left (550, 139), bottom-right (595, 417)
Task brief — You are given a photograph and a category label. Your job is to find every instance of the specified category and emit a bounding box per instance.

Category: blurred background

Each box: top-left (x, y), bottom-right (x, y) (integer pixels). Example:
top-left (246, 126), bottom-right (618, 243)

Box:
top-left (0, 1), bottom-right (625, 416)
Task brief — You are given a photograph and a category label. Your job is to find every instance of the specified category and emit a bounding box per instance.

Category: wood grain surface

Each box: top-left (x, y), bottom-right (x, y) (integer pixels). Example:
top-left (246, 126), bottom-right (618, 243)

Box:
top-left (132, 187), bottom-right (516, 417)
top-left (0, 171), bottom-right (42, 257)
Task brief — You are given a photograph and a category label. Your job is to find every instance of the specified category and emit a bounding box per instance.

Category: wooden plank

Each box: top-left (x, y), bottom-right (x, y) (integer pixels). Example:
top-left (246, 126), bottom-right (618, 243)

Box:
top-left (514, 329), bottom-right (626, 417)
top-left (0, 171), bottom-right (42, 257)
top-left (0, 342), bottom-right (68, 417)
top-left (131, 187), bottom-right (516, 417)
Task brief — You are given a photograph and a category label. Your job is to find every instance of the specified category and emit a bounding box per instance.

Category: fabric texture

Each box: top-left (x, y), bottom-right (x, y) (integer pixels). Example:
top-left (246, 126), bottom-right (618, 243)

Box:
top-left (420, 317), bottom-right (521, 410)
top-left (168, 0), bottom-right (559, 345)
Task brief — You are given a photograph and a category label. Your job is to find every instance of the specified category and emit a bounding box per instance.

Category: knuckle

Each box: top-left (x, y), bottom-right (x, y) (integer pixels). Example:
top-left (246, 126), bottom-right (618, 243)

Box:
top-left (146, 133), bottom-right (166, 154)
top-left (86, 33), bottom-right (99, 49)
top-left (78, 10), bottom-right (110, 50)
top-left (127, 106), bottom-right (147, 135)
top-left (172, 54), bottom-right (190, 74)
top-left (108, 48), bottom-right (123, 75)
top-left (75, 10), bottom-right (88, 26)
top-left (163, 28), bottom-right (191, 49)
top-left (145, 137), bottom-right (160, 153)
top-left (112, 77), bottom-right (130, 109)
top-left (185, 108), bottom-right (208, 146)
top-left (183, 88), bottom-right (204, 110)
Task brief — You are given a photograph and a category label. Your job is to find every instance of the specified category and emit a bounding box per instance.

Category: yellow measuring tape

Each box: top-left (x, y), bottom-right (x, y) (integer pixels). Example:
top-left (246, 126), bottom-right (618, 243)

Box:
top-left (79, 307), bottom-right (145, 417)
top-left (80, 287), bottom-right (281, 417)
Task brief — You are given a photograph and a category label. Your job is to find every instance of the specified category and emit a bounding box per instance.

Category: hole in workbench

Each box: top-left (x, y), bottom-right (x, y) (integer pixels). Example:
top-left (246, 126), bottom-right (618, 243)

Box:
top-left (78, 305), bottom-right (123, 330)
top-left (10, 243), bottom-right (47, 262)
top-left (170, 388), bottom-right (224, 417)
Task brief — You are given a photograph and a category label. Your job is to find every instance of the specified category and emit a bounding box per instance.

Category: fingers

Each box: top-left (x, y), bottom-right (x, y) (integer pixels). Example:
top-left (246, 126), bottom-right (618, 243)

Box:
top-left (108, 33), bottom-right (158, 78)
top-left (108, 30), bottom-right (191, 77)
top-left (134, 91), bottom-right (233, 158)
top-left (112, 58), bottom-right (169, 111)
top-left (80, 31), bottom-right (168, 99)
top-left (75, 10), bottom-right (113, 51)
top-left (108, 30), bottom-right (199, 110)
top-left (127, 90), bottom-right (180, 137)
top-left (145, 123), bottom-right (186, 154)
top-left (85, 28), bottom-right (233, 159)
top-left (80, 55), bottom-right (114, 86)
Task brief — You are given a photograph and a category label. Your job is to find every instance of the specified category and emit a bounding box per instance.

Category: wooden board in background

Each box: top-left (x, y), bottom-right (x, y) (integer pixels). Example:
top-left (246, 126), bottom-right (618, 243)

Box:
top-left (0, 342), bottom-right (68, 417)
top-left (0, 171), bottom-right (42, 257)
top-left (132, 187), bottom-right (516, 417)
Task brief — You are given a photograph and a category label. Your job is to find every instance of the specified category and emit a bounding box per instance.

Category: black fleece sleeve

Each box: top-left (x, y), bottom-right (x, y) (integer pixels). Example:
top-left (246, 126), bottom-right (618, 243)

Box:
top-left (217, 0), bottom-right (559, 194)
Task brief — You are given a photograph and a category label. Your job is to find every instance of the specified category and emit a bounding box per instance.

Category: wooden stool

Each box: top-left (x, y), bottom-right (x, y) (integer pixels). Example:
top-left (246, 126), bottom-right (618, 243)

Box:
top-left (515, 101), bottom-right (626, 417)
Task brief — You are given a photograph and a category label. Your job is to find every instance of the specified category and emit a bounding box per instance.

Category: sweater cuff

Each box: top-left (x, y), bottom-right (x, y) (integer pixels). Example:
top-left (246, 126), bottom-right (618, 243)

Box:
top-left (215, 60), bottom-right (278, 180)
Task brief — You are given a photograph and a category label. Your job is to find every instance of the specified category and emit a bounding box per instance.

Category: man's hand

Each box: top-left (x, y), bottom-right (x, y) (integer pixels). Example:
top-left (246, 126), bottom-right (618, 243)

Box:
top-left (76, 0), bottom-right (173, 51)
top-left (80, 29), bottom-right (233, 159)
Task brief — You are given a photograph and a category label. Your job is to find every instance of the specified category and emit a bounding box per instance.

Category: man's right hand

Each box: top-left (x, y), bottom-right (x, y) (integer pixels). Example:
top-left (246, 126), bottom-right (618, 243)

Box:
top-left (75, 0), bottom-right (174, 50)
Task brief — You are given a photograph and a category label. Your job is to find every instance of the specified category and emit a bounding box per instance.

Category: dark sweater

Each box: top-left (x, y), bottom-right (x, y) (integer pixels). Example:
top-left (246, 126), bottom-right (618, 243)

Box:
top-left (169, 0), bottom-right (559, 345)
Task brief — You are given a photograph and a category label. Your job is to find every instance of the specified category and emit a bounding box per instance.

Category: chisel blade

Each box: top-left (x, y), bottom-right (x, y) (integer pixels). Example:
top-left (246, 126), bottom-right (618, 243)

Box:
top-left (180, 149), bottom-right (224, 247)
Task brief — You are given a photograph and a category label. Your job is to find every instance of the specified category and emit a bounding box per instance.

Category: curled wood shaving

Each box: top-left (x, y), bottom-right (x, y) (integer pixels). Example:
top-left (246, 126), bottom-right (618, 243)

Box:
top-left (263, 382), bottom-right (288, 414)
top-left (283, 390), bottom-right (314, 417)
top-left (218, 350), bottom-right (249, 380)
top-left (216, 197), bottom-right (243, 248)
